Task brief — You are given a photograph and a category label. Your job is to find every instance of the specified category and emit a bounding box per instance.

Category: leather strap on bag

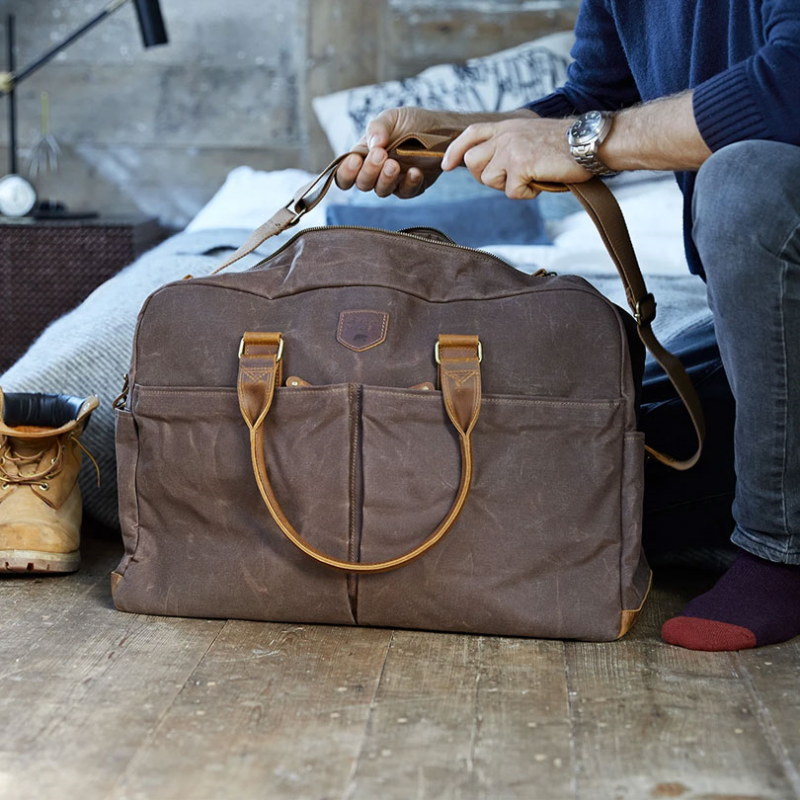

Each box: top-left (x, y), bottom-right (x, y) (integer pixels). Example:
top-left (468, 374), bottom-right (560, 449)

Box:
top-left (560, 180), bottom-right (705, 469)
top-left (237, 331), bottom-right (482, 574)
top-left (217, 130), bottom-right (704, 470)
top-left (210, 130), bottom-right (458, 275)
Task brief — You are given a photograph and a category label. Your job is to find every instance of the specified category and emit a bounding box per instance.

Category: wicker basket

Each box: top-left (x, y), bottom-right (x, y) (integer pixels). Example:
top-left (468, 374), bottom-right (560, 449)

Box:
top-left (0, 216), bottom-right (164, 372)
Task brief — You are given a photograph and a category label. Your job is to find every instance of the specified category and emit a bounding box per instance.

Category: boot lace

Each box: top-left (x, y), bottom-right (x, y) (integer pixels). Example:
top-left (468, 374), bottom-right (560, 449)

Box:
top-left (0, 435), bottom-right (100, 489)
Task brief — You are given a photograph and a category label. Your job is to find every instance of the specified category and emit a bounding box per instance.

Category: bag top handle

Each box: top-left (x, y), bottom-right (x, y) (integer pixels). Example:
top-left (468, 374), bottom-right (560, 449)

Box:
top-left (210, 130), bottom-right (705, 471)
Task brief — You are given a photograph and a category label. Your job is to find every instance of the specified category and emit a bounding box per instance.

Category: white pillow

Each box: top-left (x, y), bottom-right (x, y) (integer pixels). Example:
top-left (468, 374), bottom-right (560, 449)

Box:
top-left (186, 166), bottom-right (350, 233)
top-left (312, 31), bottom-right (574, 155)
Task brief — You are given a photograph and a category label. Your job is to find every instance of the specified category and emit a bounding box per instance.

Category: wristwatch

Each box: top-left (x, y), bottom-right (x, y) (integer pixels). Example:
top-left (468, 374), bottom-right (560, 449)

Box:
top-left (566, 111), bottom-right (618, 177)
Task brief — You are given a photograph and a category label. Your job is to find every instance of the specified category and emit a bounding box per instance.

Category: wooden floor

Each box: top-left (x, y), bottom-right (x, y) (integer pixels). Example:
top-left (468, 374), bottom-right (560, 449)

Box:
top-left (1, 533), bottom-right (799, 800)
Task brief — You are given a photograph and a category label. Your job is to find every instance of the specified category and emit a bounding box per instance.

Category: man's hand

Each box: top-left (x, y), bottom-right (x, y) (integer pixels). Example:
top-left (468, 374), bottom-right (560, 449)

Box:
top-left (335, 107), bottom-right (449, 198)
top-left (440, 117), bottom-right (590, 198)
top-left (335, 106), bottom-right (539, 198)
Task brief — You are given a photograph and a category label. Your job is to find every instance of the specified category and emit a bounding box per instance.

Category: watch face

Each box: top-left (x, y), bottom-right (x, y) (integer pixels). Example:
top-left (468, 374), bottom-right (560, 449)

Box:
top-left (569, 111), bottom-right (605, 145)
top-left (0, 174), bottom-right (37, 217)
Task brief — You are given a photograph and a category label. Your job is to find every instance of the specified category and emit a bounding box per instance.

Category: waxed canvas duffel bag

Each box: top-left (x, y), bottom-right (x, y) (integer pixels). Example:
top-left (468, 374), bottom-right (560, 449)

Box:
top-left (111, 131), bottom-right (704, 641)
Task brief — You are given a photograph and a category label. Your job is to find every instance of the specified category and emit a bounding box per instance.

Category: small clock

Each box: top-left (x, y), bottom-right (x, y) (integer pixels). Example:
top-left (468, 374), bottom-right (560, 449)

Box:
top-left (0, 174), bottom-right (37, 218)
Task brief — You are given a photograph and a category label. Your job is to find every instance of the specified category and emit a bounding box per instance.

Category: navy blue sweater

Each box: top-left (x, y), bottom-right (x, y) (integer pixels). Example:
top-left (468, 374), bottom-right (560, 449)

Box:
top-left (526, 1), bottom-right (800, 276)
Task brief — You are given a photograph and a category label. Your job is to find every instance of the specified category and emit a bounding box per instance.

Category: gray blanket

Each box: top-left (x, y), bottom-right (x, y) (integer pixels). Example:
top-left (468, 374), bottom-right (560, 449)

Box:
top-left (0, 228), bottom-right (710, 530)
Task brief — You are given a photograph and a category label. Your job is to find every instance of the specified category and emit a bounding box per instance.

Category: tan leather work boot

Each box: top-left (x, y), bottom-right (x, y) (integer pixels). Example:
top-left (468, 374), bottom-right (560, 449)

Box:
top-left (0, 388), bottom-right (99, 573)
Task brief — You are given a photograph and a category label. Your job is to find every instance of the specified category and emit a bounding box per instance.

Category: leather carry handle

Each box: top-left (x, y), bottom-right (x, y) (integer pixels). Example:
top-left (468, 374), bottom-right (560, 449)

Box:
top-left (216, 129), bottom-right (704, 471)
top-left (237, 331), bottom-right (482, 574)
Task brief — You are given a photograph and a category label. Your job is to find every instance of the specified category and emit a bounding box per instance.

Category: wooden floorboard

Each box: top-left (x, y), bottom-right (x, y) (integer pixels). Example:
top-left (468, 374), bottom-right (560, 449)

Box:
top-left (565, 576), bottom-right (798, 800)
top-left (0, 535), bottom-right (225, 800)
top-left (106, 620), bottom-right (393, 800)
top-left (1, 535), bottom-right (798, 800)
top-left (737, 644), bottom-right (800, 797)
top-left (344, 632), bottom-right (573, 800)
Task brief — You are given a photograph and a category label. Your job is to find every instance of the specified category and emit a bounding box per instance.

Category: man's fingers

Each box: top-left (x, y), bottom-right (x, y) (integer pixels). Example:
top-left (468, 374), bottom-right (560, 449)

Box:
top-left (366, 109), bottom-right (398, 150)
top-left (335, 150), bottom-right (424, 197)
top-left (374, 159), bottom-right (402, 197)
top-left (355, 147), bottom-right (388, 192)
top-left (441, 123), bottom-right (494, 171)
top-left (463, 141), bottom-right (495, 183)
top-left (506, 179), bottom-right (540, 201)
top-left (335, 153), bottom-right (364, 190)
top-left (480, 163), bottom-right (507, 191)
top-left (394, 167), bottom-right (424, 199)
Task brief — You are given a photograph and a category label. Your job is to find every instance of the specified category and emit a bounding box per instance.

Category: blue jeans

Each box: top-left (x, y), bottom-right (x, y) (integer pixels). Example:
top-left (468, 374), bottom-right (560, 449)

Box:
top-left (641, 141), bottom-right (800, 566)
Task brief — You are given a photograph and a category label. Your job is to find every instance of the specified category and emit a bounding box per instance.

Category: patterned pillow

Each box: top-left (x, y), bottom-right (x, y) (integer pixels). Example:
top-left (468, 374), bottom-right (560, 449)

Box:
top-left (312, 31), bottom-right (574, 155)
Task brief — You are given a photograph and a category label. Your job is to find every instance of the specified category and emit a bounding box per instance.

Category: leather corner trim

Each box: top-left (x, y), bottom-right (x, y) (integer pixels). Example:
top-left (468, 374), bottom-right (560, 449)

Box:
top-left (337, 310), bottom-right (389, 352)
top-left (617, 570), bottom-right (653, 639)
top-left (110, 570), bottom-right (123, 600)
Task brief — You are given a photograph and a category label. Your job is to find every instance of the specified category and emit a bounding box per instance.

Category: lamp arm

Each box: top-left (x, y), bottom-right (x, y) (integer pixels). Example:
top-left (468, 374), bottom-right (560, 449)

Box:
top-left (0, 0), bottom-right (131, 94)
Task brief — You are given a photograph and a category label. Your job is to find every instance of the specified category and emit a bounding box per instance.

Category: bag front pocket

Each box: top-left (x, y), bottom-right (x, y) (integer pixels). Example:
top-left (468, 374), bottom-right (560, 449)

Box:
top-left (356, 387), bottom-right (628, 640)
top-left (112, 385), bottom-right (356, 624)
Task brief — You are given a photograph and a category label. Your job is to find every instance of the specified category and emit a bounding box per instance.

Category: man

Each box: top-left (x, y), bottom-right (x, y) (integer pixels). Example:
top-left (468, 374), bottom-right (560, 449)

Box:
top-left (335, 1), bottom-right (800, 651)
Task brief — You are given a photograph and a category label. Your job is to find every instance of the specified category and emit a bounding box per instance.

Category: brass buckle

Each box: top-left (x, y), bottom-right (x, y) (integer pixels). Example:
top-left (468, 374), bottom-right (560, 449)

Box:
top-left (434, 340), bottom-right (483, 365)
top-left (238, 335), bottom-right (284, 361)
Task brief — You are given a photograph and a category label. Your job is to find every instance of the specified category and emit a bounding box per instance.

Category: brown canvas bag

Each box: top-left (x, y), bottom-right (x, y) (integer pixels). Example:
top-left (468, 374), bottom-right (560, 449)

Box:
top-left (111, 131), bottom-right (704, 641)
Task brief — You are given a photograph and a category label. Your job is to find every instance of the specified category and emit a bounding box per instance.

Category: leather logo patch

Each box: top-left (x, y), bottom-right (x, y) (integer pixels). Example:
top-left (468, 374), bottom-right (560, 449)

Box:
top-left (337, 310), bottom-right (389, 352)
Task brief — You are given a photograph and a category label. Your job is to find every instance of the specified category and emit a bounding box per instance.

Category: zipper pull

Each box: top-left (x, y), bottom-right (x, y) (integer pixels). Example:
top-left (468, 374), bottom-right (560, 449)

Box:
top-left (113, 373), bottom-right (130, 410)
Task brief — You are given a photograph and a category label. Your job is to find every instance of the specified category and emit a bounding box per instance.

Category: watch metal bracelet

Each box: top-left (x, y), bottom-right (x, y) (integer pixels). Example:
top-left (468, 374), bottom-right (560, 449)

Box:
top-left (571, 143), bottom-right (618, 177)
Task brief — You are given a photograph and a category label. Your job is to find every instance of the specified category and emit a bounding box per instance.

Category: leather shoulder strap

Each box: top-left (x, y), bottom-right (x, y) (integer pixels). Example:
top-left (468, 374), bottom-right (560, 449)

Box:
top-left (211, 132), bottom-right (705, 470)
top-left (209, 131), bottom-right (458, 276)
top-left (551, 178), bottom-right (705, 469)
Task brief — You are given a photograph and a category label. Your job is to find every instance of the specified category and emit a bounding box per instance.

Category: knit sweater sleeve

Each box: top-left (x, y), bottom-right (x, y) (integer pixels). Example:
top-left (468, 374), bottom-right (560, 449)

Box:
top-left (693, 1), bottom-right (800, 150)
top-left (524, 0), bottom-right (640, 118)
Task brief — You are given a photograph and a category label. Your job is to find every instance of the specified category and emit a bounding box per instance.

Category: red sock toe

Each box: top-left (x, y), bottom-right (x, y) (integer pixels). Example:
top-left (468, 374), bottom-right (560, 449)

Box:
top-left (661, 616), bottom-right (757, 651)
top-left (659, 551), bottom-right (800, 651)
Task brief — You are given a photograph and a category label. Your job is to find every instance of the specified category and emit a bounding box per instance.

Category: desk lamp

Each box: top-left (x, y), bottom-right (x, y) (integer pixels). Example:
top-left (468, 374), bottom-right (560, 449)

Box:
top-left (0, 0), bottom-right (168, 218)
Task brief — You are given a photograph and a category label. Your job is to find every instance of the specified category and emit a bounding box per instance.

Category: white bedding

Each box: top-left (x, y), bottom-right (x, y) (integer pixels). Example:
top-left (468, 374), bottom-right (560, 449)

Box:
top-left (488, 179), bottom-right (689, 277)
top-left (186, 166), bottom-right (338, 235)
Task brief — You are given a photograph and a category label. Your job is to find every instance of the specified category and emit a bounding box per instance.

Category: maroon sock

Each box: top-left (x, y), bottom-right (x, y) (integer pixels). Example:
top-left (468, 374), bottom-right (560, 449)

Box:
top-left (661, 550), bottom-right (800, 651)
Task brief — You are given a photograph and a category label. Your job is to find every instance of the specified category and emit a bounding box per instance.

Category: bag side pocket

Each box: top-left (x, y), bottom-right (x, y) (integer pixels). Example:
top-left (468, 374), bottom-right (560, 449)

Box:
top-left (618, 431), bottom-right (651, 638)
top-left (111, 408), bottom-right (140, 601)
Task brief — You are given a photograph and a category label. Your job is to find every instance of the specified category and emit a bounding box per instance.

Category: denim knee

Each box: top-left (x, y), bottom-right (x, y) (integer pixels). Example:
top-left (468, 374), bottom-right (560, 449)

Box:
top-left (692, 140), bottom-right (800, 294)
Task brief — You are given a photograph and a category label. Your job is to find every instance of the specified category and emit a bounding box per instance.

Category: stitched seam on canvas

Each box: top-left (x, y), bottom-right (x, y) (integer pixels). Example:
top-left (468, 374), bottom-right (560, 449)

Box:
top-left (347, 383), bottom-right (360, 621)
top-left (363, 388), bottom-right (621, 407)
top-left (140, 387), bottom-right (349, 398)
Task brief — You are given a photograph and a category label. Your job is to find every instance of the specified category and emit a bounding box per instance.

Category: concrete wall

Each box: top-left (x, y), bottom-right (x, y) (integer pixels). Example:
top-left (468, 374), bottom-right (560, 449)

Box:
top-left (0, 0), bottom-right (578, 228)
